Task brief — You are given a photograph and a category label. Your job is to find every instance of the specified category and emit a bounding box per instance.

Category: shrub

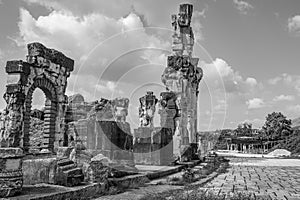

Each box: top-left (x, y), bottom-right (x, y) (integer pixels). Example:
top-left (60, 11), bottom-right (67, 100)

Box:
top-left (182, 168), bottom-right (195, 183)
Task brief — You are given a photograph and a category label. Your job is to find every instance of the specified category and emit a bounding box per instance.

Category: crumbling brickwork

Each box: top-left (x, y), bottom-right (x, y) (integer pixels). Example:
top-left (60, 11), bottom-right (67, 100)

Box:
top-left (0, 43), bottom-right (74, 152)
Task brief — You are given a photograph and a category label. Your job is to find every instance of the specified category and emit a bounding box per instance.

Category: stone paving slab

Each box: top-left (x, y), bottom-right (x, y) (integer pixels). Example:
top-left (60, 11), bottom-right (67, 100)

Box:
top-left (203, 158), bottom-right (300, 200)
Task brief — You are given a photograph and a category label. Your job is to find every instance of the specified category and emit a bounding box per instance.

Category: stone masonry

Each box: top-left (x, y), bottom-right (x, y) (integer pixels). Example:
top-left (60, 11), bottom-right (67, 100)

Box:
top-left (0, 42), bottom-right (74, 152)
top-left (66, 96), bottom-right (135, 168)
top-left (161, 4), bottom-right (203, 159)
top-left (0, 148), bottom-right (24, 197)
top-left (133, 92), bottom-right (174, 165)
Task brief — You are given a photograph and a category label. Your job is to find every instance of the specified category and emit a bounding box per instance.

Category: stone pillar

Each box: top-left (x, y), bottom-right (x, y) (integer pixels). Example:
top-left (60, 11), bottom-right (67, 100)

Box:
top-left (161, 4), bottom-right (203, 161)
top-left (158, 92), bottom-right (178, 158)
top-left (0, 148), bottom-right (24, 197)
top-left (138, 91), bottom-right (158, 128)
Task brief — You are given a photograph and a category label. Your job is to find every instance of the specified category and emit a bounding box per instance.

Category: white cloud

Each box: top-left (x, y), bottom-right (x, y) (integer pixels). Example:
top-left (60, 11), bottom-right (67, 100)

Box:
top-left (287, 105), bottom-right (300, 116)
top-left (202, 58), bottom-right (258, 94)
top-left (273, 95), bottom-right (295, 102)
top-left (192, 10), bottom-right (205, 42)
top-left (213, 99), bottom-right (228, 114)
top-left (268, 73), bottom-right (300, 94)
top-left (15, 8), bottom-right (173, 98)
top-left (0, 49), bottom-right (4, 60)
top-left (246, 98), bottom-right (265, 109)
top-left (241, 118), bottom-right (264, 128)
top-left (16, 8), bottom-right (150, 54)
top-left (288, 15), bottom-right (300, 36)
top-left (23, 0), bottom-right (133, 19)
top-left (245, 77), bottom-right (257, 87)
top-left (23, 0), bottom-right (201, 30)
top-left (233, 0), bottom-right (253, 15)
top-left (268, 76), bottom-right (282, 85)
top-left (95, 81), bottom-right (121, 94)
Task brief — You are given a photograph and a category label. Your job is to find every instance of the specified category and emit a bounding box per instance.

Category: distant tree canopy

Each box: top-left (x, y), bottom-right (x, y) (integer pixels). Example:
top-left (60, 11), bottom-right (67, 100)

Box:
top-left (262, 112), bottom-right (292, 140)
top-left (235, 122), bottom-right (253, 136)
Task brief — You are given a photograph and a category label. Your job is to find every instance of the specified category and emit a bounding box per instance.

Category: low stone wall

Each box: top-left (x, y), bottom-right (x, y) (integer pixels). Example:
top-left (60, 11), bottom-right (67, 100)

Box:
top-left (133, 127), bottom-right (173, 165)
top-left (72, 120), bottom-right (135, 167)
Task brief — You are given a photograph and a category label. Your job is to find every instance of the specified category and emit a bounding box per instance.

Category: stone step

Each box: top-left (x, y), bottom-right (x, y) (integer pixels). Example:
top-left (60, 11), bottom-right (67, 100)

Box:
top-left (59, 163), bottom-right (77, 172)
top-left (57, 158), bottom-right (74, 166)
top-left (63, 168), bottom-right (83, 177)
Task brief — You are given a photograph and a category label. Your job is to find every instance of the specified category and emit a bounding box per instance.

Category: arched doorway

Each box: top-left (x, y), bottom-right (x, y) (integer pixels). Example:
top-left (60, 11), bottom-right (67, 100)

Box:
top-left (23, 78), bottom-right (58, 152)
top-left (1, 42), bottom-right (74, 152)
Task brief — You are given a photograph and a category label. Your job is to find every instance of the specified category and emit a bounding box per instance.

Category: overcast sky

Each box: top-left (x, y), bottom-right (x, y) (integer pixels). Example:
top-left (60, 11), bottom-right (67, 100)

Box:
top-left (0, 0), bottom-right (300, 131)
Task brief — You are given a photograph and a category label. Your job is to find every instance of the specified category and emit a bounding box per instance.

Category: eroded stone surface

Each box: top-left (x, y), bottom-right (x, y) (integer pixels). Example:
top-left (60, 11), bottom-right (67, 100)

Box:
top-left (0, 148), bottom-right (24, 198)
top-left (0, 43), bottom-right (74, 152)
top-left (161, 4), bottom-right (203, 160)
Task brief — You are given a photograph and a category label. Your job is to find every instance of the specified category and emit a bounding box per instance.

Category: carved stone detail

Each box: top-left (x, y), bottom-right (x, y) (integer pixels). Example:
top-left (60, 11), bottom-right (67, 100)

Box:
top-left (87, 97), bottom-right (129, 123)
top-left (138, 91), bottom-right (158, 128)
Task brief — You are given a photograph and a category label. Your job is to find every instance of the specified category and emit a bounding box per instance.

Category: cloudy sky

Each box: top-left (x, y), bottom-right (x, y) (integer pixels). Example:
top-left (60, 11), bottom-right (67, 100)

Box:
top-left (0, 0), bottom-right (299, 131)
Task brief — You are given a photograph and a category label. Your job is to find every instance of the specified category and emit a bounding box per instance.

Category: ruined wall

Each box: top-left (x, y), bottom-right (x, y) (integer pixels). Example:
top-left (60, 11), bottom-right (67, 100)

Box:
top-left (133, 92), bottom-right (174, 165)
top-left (66, 96), bottom-right (135, 166)
top-left (0, 43), bottom-right (74, 152)
top-left (133, 127), bottom-right (173, 165)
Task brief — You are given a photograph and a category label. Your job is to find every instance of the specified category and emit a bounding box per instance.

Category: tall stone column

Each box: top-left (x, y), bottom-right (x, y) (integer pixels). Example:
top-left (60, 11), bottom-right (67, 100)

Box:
top-left (161, 4), bottom-right (203, 160)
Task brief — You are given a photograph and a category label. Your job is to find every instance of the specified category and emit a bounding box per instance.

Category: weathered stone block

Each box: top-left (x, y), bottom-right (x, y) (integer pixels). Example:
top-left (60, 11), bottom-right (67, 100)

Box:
top-left (0, 148), bottom-right (24, 198)
top-left (5, 84), bottom-right (22, 94)
top-left (27, 42), bottom-right (74, 72)
top-left (0, 148), bottom-right (23, 158)
top-left (5, 60), bottom-right (30, 75)
top-left (133, 128), bottom-right (173, 165)
top-left (22, 157), bottom-right (57, 185)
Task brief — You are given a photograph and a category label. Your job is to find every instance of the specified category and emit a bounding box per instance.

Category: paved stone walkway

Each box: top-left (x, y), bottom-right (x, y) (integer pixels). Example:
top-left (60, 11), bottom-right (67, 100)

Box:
top-left (203, 158), bottom-right (300, 200)
top-left (95, 158), bottom-right (300, 200)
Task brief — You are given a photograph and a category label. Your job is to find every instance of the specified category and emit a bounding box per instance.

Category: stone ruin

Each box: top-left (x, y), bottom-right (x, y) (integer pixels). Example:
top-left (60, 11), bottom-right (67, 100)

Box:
top-left (65, 95), bottom-right (135, 170)
top-left (138, 91), bottom-right (158, 128)
top-left (0, 3), bottom-right (203, 198)
top-left (133, 92), bottom-right (174, 165)
top-left (0, 42), bottom-right (73, 152)
top-left (0, 43), bottom-right (83, 197)
top-left (133, 3), bottom-right (203, 164)
top-left (162, 4), bottom-right (203, 160)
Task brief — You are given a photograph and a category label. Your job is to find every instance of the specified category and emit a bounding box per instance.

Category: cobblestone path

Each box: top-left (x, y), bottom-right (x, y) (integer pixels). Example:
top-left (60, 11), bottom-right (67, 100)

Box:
top-left (203, 158), bottom-right (300, 200)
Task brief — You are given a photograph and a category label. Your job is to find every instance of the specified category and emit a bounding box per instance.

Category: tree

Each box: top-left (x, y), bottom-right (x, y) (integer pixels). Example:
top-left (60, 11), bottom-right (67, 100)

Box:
top-left (235, 122), bottom-right (252, 136)
top-left (261, 112), bottom-right (292, 140)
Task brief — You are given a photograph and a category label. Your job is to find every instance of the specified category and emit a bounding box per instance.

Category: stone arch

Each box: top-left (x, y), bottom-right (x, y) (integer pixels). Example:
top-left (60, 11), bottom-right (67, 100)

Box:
top-left (1, 42), bottom-right (74, 153)
top-left (23, 78), bottom-right (58, 152)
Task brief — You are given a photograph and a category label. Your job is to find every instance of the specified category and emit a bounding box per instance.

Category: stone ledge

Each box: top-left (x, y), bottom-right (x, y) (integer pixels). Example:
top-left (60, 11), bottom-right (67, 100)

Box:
top-left (0, 148), bottom-right (24, 158)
